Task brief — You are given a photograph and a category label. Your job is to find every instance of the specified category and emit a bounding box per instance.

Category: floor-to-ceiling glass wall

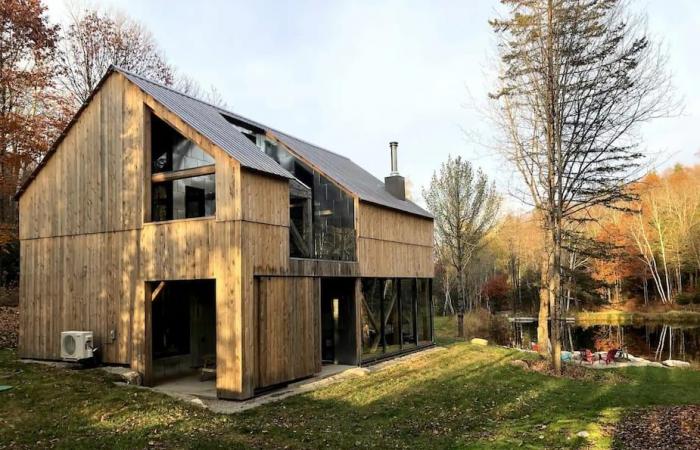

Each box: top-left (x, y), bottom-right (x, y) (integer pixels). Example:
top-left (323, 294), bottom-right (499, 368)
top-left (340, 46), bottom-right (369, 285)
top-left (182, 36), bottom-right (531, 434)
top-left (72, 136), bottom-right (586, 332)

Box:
top-left (416, 279), bottom-right (432, 346)
top-left (400, 279), bottom-right (417, 349)
top-left (361, 278), bottom-right (433, 361)
top-left (361, 279), bottom-right (383, 359)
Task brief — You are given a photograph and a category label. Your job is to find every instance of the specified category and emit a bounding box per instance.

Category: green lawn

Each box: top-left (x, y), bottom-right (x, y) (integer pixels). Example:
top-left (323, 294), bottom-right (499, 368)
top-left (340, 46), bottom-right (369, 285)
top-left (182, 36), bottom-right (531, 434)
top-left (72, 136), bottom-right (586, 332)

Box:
top-left (1, 341), bottom-right (699, 449)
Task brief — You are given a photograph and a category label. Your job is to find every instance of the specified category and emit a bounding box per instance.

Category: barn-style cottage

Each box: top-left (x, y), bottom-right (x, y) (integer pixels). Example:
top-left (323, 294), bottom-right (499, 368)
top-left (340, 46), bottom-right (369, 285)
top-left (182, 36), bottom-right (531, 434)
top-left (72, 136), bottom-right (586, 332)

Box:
top-left (16, 66), bottom-right (434, 400)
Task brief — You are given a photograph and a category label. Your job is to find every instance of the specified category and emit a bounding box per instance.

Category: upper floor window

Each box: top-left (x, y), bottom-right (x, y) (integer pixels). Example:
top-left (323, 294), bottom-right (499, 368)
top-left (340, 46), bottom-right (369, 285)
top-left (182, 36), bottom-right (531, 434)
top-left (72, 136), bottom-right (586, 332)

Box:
top-left (262, 138), bottom-right (355, 261)
top-left (150, 115), bottom-right (216, 221)
top-left (220, 113), bottom-right (356, 261)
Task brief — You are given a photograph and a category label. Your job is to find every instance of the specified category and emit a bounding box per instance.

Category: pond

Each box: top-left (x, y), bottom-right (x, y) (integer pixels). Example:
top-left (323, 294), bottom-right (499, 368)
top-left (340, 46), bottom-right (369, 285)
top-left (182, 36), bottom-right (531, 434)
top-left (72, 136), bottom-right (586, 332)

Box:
top-left (506, 319), bottom-right (700, 364)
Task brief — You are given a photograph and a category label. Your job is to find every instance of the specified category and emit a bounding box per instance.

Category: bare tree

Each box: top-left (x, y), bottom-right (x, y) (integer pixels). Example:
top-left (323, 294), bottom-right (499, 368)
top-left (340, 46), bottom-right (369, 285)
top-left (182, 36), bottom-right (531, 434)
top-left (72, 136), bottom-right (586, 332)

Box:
top-left (489, 0), bottom-right (676, 372)
top-left (174, 74), bottom-right (229, 109)
top-left (56, 6), bottom-right (228, 110)
top-left (56, 7), bottom-right (175, 108)
top-left (423, 156), bottom-right (500, 337)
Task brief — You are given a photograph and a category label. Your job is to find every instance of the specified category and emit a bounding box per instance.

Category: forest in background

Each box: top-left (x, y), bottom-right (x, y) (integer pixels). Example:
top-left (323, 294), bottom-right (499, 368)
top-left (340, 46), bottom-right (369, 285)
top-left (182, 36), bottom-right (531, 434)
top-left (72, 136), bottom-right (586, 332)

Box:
top-left (433, 163), bottom-right (700, 316)
top-left (0, 0), bottom-right (224, 305)
top-left (3, 1), bottom-right (699, 326)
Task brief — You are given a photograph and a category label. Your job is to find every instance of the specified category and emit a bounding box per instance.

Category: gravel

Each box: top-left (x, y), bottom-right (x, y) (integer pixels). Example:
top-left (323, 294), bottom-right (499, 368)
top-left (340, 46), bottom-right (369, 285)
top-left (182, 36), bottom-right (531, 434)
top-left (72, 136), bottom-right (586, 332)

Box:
top-left (0, 306), bottom-right (19, 349)
top-left (613, 405), bottom-right (700, 450)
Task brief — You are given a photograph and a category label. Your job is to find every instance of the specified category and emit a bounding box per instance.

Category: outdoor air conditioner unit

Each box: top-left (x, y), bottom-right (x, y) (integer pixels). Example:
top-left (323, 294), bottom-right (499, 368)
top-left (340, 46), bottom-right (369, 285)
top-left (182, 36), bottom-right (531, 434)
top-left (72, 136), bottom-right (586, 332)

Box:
top-left (60, 331), bottom-right (95, 361)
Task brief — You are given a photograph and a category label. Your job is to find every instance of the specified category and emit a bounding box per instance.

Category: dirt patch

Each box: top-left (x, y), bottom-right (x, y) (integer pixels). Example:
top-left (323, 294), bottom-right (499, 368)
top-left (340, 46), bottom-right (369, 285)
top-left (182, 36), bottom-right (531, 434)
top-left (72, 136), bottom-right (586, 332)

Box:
top-left (0, 306), bottom-right (19, 349)
top-left (510, 357), bottom-right (628, 382)
top-left (0, 287), bottom-right (18, 307)
top-left (612, 405), bottom-right (700, 449)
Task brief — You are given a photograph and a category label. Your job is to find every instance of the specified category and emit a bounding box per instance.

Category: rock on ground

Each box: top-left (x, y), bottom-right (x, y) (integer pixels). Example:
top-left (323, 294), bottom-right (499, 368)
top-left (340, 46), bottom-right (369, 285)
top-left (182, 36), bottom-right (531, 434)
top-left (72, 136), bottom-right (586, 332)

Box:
top-left (613, 405), bottom-right (700, 450)
top-left (661, 359), bottom-right (691, 368)
top-left (0, 306), bottom-right (19, 349)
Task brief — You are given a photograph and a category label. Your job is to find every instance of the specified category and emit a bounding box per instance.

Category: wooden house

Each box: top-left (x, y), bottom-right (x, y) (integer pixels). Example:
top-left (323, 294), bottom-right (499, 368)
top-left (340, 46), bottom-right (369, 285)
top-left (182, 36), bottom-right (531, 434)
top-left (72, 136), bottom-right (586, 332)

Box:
top-left (16, 66), bottom-right (434, 400)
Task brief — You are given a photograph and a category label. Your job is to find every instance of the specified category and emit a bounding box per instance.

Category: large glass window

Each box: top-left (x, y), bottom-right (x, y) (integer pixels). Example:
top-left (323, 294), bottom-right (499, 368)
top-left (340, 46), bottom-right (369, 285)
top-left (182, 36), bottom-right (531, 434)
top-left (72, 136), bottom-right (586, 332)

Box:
top-left (152, 116), bottom-right (215, 173)
top-left (361, 277), bottom-right (433, 361)
top-left (313, 172), bottom-right (355, 260)
top-left (401, 279), bottom-right (417, 348)
top-left (361, 279), bottom-right (383, 358)
top-left (152, 175), bottom-right (216, 221)
top-left (150, 114), bottom-right (216, 221)
top-left (258, 137), bottom-right (355, 260)
top-left (383, 279), bottom-right (401, 353)
top-left (417, 279), bottom-right (432, 345)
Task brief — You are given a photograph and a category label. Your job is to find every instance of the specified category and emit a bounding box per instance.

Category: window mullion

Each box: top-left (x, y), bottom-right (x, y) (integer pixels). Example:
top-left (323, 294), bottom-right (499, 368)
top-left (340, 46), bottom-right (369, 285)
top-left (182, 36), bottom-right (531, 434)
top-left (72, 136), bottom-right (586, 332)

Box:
top-left (151, 164), bottom-right (215, 183)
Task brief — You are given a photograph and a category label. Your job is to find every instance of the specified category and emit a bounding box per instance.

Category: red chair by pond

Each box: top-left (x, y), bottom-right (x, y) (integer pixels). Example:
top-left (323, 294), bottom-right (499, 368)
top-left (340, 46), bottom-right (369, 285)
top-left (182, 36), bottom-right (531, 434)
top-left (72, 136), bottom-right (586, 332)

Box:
top-left (580, 349), bottom-right (595, 364)
top-left (604, 348), bottom-right (619, 364)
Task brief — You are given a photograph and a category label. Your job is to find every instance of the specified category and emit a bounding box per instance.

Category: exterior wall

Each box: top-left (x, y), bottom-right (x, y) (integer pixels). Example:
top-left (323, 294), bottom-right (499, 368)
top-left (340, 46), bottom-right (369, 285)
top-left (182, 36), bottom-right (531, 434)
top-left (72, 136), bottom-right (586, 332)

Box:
top-left (357, 201), bottom-right (434, 278)
top-left (19, 73), bottom-right (144, 365)
top-left (18, 70), bottom-right (434, 400)
top-left (239, 169), bottom-right (290, 394)
top-left (18, 75), bottom-right (143, 240)
top-left (255, 276), bottom-right (320, 388)
top-left (18, 72), bottom-right (254, 399)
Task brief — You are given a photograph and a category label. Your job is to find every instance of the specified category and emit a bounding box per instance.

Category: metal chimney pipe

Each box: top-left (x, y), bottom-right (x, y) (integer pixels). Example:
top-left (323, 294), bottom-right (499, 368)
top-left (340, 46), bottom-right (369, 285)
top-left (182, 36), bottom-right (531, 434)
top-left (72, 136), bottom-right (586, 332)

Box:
top-left (389, 141), bottom-right (399, 175)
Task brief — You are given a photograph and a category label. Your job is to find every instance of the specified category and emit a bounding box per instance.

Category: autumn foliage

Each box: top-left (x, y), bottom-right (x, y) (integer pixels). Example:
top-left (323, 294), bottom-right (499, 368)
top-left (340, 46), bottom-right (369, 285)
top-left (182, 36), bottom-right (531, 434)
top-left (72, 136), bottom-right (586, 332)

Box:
top-left (0, 1), bottom-right (71, 250)
top-left (0, 1), bottom-right (222, 295)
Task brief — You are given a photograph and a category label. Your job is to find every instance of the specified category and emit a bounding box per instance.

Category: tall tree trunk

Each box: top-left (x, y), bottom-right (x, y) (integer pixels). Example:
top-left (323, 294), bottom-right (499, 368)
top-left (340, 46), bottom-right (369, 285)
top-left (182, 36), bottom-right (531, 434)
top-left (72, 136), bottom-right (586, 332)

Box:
top-left (550, 231), bottom-right (563, 374)
top-left (538, 250), bottom-right (550, 355)
top-left (456, 270), bottom-right (465, 338)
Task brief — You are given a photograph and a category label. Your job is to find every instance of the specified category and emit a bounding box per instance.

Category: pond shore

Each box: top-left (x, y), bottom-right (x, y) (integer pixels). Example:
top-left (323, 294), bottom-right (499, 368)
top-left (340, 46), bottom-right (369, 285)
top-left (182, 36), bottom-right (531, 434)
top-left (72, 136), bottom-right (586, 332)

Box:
top-left (574, 309), bottom-right (700, 324)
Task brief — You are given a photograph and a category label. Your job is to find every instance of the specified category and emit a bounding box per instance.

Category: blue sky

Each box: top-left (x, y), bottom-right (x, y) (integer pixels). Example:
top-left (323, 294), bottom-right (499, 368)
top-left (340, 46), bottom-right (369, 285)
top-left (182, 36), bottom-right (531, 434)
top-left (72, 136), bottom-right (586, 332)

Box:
top-left (46, 1), bottom-right (699, 209)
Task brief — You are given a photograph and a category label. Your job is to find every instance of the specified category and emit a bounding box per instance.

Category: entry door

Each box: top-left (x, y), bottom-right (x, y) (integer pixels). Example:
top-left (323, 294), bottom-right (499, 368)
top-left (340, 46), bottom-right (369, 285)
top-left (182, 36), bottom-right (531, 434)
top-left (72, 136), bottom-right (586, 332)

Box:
top-left (321, 297), bottom-right (339, 363)
top-left (320, 278), bottom-right (357, 365)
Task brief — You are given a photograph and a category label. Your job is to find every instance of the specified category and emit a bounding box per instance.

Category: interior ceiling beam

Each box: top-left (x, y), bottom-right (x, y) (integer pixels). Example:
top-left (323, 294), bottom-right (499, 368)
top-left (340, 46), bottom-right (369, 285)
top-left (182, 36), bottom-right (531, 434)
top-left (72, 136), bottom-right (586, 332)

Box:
top-left (151, 281), bottom-right (166, 302)
top-left (151, 164), bottom-right (215, 183)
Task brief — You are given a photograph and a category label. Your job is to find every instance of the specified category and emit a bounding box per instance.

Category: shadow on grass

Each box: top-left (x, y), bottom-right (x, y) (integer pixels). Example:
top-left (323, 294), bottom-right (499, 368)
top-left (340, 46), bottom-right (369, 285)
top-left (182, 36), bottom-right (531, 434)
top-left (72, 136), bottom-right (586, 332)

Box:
top-left (2, 346), bottom-right (700, 449)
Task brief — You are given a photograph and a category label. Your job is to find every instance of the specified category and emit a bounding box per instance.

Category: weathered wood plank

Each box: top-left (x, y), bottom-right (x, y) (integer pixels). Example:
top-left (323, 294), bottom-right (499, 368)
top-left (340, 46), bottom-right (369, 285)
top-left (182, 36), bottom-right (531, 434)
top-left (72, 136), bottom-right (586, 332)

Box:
top-left (255, 276), bottom-right (318, 389)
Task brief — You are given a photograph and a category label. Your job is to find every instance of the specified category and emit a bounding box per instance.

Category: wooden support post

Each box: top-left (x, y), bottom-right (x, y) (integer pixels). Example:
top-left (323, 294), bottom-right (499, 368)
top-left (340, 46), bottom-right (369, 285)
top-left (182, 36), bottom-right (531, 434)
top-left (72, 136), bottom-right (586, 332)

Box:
top-left (315, 277), bottom-right (322, 373)
top-left (131, 281), bottom-right (152, 386)
top-left (354, 278), bottom-right (363, 365)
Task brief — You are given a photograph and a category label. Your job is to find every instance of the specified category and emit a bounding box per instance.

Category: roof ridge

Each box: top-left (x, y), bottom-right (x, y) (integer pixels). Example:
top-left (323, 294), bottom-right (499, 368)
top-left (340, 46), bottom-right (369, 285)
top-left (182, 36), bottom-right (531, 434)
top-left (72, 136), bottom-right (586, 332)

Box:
top-left (111, 65), bottom-right (234, 115)
top-left (112, 65), bottom-right (351, 162)
top-left (112, 66), bottom-right (431, 218)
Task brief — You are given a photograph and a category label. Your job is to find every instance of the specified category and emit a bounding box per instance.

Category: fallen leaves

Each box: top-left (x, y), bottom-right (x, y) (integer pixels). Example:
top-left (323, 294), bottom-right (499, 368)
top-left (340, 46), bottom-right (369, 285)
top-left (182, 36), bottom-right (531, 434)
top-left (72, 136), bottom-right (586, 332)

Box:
top-left (613, 405), bottom-right (700, 450)
top-left (0, 307), bottom-right (19, 349)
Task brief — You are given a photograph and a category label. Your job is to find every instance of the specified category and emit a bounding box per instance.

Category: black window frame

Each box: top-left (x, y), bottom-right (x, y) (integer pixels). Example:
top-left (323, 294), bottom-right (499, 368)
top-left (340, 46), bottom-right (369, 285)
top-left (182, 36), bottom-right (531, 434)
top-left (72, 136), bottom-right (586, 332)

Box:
top-left (148, 113), bottom-right (217, 222)
top-left (361, 277), bottom-right (433, 363)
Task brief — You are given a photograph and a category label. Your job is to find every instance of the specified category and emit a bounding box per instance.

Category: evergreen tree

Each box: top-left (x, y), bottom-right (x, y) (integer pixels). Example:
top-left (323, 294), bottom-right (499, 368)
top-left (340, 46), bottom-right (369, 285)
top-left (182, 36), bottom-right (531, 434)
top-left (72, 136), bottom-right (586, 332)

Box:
top-left (489, 0), bottom-right (676, 372)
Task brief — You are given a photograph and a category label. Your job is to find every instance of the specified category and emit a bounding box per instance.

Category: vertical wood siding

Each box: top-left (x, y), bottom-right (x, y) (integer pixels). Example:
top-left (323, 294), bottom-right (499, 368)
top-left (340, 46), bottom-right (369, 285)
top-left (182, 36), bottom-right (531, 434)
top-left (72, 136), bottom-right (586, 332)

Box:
top-left (18, 72), bottom-right (255, 399)
top-left (18, 70), bottom-right (434, 399)
top-left (255, 276), bottom-right (319, 388)
top-left (357, 201), bottom-right (434, 278)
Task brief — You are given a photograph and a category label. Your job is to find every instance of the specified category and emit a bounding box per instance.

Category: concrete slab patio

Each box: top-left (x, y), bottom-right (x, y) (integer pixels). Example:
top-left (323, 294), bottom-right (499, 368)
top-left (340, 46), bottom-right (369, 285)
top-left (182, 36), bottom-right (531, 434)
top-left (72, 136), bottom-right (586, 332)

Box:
top-left (141, 346), bottom-right (446, 414)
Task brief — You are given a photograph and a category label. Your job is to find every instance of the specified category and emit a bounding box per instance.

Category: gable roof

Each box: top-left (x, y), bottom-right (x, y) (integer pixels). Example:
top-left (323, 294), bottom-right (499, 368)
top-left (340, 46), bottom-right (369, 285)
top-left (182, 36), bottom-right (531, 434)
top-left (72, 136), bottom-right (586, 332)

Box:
top-left (18, 66), bottom-right (432, 219)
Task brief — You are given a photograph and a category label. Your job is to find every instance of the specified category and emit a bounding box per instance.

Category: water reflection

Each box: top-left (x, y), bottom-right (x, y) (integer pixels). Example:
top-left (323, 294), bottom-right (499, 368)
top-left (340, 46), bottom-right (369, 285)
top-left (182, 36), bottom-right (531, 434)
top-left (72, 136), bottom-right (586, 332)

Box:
top-left (507, 320), bottom-right (700, 363)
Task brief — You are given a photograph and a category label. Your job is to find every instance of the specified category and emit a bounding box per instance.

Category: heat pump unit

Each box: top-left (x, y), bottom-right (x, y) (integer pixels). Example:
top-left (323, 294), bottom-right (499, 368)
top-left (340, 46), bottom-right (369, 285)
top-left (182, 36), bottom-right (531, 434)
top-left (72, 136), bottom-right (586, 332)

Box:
top-left (60, 331), bottom-right (94, 361)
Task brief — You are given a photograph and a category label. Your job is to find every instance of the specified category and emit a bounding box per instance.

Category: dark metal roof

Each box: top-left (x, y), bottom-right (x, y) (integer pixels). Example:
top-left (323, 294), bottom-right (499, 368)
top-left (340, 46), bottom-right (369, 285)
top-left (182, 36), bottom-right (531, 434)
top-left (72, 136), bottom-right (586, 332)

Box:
top-left (118, 68), bottom-right (292, 179)
top-left (121, 68), bottom-right (431, 218)
top-left (19, 66), bottom-right (432, 218)
top-left (270, 132), bottom-right (432, 218)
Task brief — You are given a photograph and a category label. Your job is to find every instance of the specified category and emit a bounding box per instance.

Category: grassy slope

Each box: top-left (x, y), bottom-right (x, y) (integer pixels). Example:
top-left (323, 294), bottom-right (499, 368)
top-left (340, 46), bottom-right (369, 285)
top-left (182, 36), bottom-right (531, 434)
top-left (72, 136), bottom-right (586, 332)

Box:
top-left (2, 344), bottom-right (700, 449)
top-left (2, 313), bottom-right (699, 449)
